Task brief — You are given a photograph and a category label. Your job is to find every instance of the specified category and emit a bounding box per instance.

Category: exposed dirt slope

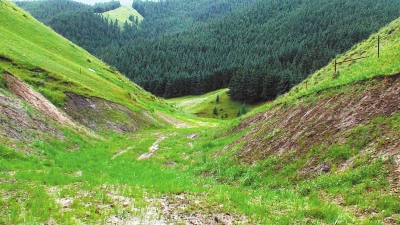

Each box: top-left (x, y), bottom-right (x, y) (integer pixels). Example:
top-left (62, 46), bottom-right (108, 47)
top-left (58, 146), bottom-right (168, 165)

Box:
top-left (0, 85), bottom-right (62, 152)
top-left (229, 74), bottom-right (399, 185)
top-left (3, 72), bottom-right (101, 138)
top-left (64, 92), bottom-right (142, 133)
top-left (4, 72), bottom-right (75, 127)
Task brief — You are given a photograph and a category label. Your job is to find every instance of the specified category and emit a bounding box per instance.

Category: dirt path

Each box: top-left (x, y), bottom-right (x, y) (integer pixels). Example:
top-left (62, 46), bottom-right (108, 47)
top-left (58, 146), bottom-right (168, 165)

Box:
top-left (155, 111), bottom-right (191, 128)
top-left (138, 135), bottom-right (167, 160)
top-left (176, 97), bottom-right (206, 107)
top-left (111, 146), bottom-right (135, 160)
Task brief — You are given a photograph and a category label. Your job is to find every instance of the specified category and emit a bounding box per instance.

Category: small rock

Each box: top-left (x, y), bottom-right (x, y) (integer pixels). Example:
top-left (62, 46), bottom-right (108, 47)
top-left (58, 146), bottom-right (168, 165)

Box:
top-left (164, 162), bottom-right (177, 166)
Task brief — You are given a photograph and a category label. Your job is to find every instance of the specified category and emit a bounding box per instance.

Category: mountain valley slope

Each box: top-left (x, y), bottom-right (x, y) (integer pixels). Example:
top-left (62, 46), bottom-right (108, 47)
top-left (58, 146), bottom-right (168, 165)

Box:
top-left (0, 0), bottom-right (399, 224)
top-left (0, 0), bottom-right (180, 136)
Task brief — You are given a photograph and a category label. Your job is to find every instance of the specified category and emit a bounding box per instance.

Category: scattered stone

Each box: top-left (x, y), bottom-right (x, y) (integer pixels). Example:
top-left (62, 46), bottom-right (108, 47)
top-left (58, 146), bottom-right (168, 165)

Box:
top-left (55, 198), bottom-right (73, 209)
top-left (164, 162), bottom-right (177, 166)
top-left (76, 170), bottom-right (82, 177)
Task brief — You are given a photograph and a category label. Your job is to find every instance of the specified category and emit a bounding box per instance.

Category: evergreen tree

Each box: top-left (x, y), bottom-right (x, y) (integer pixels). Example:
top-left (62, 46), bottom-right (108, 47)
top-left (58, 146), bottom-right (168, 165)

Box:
top-left (241, 104), bottom-right (247, 115)
top-left (213, 107), bottom-right (218, 116)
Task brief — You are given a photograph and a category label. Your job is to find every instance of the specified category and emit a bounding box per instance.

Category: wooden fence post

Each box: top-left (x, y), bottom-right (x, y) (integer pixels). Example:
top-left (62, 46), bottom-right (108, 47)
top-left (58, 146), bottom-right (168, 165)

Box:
top-left (378, 35), bottom-right (380, 58)
top-left (334, 60), bottom-right (337, 73)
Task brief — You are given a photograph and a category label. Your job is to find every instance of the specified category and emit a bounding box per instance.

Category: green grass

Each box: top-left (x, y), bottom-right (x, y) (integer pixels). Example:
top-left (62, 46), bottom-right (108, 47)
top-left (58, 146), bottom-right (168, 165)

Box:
top-left (289, 18), bottom-right (400, 99)
top-left (166, 88), bottom-right (262, 119)
top-left (101, 6), bottom-right (143, 29)
top-left (0, 124), bottom-right (365, 224)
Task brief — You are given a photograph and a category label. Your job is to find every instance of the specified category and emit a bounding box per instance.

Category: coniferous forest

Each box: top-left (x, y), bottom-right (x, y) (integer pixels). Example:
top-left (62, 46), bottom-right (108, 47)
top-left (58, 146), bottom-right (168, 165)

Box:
top-left (17, 0), bottom-right (400, 103)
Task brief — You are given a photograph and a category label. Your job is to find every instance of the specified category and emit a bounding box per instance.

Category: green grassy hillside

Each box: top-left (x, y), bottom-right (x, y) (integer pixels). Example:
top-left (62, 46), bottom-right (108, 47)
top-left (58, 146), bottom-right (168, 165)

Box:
top-left (166, 88), bottom-right (262, 119)
top-left (0, 0), bottom-right (159, 112)
top-left (281, 17), bottom-right (400, 105)
top-left (101, 5), bottom-right (143, 28)
top-left (0, 0), bottom-right (175, 136)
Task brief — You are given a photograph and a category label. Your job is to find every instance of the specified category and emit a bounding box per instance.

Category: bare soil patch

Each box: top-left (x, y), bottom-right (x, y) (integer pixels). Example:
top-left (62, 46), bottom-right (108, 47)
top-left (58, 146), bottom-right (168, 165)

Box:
top-left (2, 72), bottom-right (99, 140)
top-left (64, 92), bottom-right (141, 133)
top-left (159, 193), bottom-right (248, 224)
top-left (4, 72), bottom-right (75, 127)
top-left (138, 135), bottom-right (167, 160)
top-left (0, 85), bottom-right (63, 147)
top-left (231, 74), bottom-right (400, 162)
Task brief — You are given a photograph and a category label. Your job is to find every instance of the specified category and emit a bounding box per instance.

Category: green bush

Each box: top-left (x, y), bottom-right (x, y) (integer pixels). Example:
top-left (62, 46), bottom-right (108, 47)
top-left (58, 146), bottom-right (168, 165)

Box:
top-left (38, 88), bottom-right (66, 106)
top-left (325, 145), bottom-right (351, 161)
top-left (0, 143), bottom-right (23, 160)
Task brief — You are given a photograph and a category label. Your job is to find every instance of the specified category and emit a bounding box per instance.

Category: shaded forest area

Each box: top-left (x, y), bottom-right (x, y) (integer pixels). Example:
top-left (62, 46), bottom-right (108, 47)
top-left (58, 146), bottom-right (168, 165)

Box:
top-left (17, 0), bottom-right (400, 103)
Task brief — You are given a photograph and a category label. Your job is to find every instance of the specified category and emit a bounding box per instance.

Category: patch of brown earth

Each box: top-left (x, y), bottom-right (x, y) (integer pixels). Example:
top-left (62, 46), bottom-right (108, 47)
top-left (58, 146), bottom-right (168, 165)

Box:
top-left (231, 74), bottom-right (400, 163)
top-left (4, 72), bottom-right (75, 127)
top-left (64, 92), bottom-right (141, 133)
top-left (159, 193), bottom-right (248, 224)
top-left (2, 72), bottom-right (99, 140)
top-left (227, 73), bottom-right (400, 190)
top-left (0, 86), bottom-right (63, 149)
top-left (138, 135), bottom-right (167, 160)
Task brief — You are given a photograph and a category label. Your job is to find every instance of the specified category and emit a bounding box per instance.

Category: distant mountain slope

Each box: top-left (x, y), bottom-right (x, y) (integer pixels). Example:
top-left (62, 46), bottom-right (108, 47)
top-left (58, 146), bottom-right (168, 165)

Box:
top-left (0, 0), bottom-right (171, 141)
top-left (105, 0), bottom-right (400, 101)
top-left (15, 0), bottom-right (140, 56)
top-left (20, 0), bottom-right (400, 102)
top-left (133, 0), bottom-right (257, 35)
top-left (101, 5), bottom-right (143, 29)
top-left (15, 0), bottom-right (92, 23)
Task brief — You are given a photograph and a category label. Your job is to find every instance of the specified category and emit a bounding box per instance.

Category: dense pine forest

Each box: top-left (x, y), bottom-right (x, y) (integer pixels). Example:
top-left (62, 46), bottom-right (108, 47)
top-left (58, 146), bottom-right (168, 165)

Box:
top-left (17, 0), bottom-right (400, 102)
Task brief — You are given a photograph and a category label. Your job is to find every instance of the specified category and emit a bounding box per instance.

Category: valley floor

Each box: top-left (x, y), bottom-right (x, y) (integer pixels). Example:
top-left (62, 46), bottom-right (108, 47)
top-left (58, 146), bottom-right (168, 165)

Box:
top-left (1, 110), bottom-right (399, 224)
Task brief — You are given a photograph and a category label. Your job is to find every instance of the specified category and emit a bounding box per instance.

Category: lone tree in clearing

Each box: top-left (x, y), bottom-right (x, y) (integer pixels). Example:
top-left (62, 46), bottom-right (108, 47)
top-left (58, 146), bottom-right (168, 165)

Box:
top-left (241, 104), bottom-right (247, 115)
top-left (213, 107), bottom-right (218, 116)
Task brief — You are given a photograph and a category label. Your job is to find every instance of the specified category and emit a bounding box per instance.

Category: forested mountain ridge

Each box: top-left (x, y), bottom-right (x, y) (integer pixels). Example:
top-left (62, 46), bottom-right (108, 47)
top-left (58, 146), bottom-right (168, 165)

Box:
top-left (121, 0), bottom-right (400, 101)
top-left (133, 0), bottom-right (257, 36)
top-left (15, 0), bottom-right (92, 23)
top-left (16, 0), bottom-right (121, 23)
top-left (18, 0), bottom-right (400, 103)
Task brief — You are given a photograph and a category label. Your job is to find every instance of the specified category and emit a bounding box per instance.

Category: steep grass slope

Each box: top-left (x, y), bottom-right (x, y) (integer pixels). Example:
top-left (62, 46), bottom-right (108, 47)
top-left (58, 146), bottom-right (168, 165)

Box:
top-left (282, 18), bottom-right (400, 104)
top-left (0, 0), bottom-right (173, 135)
